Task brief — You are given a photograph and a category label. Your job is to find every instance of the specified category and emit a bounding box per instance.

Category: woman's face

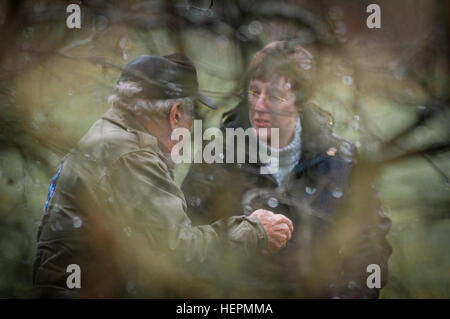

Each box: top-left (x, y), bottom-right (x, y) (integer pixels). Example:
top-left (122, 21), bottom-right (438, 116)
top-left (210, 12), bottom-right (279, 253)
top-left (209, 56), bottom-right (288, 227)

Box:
top-left (248, 76), bottom-right (299, 146)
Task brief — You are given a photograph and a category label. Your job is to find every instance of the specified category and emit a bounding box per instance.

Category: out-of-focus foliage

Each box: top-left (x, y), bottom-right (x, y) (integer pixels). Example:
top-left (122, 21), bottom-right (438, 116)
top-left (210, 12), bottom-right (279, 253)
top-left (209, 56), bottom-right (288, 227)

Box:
top-left (0, 0), bottom-right (448, 298)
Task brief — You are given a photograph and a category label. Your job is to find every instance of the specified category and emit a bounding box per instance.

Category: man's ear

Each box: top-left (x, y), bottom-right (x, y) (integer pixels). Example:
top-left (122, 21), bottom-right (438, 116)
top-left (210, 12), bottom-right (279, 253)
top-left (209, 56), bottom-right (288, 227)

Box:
top-left (169, 102), bottom-right (182, 130)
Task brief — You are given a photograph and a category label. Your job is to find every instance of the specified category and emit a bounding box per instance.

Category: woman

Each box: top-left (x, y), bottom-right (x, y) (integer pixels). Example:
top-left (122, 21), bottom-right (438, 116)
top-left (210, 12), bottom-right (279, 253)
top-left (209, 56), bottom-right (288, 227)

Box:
top-left (181, 41), bottom-right (391, 298)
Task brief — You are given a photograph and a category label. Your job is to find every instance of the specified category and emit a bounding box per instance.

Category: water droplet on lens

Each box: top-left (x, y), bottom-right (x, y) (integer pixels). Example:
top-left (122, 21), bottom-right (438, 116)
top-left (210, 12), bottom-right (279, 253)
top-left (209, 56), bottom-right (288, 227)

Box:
top-left (342, 75), bottom-right (353, 86)
top-left (267, 197), bottom-right (279, 208)
top-left (248, 20), bottom-right (263, 35)
top-left (123, 226), bottom-right (132, 237)
top-left (300, 62), bottom-right (312, 70)
top-left (347, 280), bottom-right (357, 289)
top-left (334, 21), bottom-right (347, 35)
top-left (417, 105), bottom-right (426, 111)
top-left (190, 196), bottom-right (201, 206)
top-left (342, 156), bottom-right (353, 163)
top-left (332, 190), bottom-right (343, 198)
top-left (73, 216), bottom-right (83, 228)
top-left (126, 281), bottom-right (136, 293)
top-left (96, 15), bottom-right (108, 31)
top-left (23, 27), bottom-right (34, 38)
top-left (119, 37), bottom-right (128, 50)
top-left (393, 66), bottom-right (407, 80)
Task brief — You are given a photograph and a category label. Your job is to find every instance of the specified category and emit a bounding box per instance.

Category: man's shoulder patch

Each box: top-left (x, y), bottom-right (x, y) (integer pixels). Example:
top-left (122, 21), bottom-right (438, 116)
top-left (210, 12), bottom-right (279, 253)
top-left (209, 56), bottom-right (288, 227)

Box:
top-left (43, 160), bottom-right (64, 214)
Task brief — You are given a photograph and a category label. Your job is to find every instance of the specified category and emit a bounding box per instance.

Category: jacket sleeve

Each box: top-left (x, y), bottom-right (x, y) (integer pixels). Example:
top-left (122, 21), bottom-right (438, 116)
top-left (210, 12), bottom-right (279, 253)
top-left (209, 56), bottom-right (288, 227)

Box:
top-left (181, 161), bottom-right (221, 225)
top-left (107, 151), bottom-right (267, 263)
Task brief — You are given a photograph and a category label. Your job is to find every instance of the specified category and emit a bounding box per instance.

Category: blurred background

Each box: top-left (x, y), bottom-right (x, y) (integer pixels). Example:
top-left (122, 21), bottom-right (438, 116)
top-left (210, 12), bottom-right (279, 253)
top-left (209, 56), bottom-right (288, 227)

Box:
top-left (0, 0), bottom-right (448, 298)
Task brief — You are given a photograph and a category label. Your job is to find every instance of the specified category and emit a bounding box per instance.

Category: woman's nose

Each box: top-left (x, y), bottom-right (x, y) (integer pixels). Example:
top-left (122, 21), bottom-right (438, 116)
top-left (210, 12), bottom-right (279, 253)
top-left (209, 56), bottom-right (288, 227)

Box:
top-left (254, 92), bottom-right (267, 112)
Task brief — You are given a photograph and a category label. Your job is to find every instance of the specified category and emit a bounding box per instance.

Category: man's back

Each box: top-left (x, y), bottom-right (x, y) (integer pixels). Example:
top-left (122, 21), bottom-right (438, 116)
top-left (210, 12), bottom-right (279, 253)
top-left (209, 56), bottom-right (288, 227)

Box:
top-left (33, 106), bottom-right (183, 298)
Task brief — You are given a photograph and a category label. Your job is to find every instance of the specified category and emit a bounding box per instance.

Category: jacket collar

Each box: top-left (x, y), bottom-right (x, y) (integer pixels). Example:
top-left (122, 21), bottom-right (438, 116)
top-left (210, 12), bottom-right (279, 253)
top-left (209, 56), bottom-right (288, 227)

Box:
top-left (103, 104), bottom-right (150, 134)
top-left (102, 105), bottom-right (174, 168)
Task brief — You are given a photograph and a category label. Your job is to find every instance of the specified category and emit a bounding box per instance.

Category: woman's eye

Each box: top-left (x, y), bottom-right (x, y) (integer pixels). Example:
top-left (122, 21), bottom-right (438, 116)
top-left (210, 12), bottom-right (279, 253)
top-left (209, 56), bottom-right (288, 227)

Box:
top-left (268, 94), bottom-right (281, 102)
top-left (268, 88), bottom-right (281, 96)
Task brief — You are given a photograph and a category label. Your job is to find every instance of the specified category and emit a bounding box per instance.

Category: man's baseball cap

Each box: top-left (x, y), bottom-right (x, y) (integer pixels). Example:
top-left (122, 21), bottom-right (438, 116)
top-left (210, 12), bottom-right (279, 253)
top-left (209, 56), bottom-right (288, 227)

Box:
top-left (117, 53), bottom-right (217, 109)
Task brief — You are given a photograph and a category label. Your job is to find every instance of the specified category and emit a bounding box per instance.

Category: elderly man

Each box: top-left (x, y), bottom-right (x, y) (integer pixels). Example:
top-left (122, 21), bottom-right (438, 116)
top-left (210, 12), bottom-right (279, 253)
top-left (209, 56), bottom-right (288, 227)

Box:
top-left (32, 53), bottom-right (293, 298)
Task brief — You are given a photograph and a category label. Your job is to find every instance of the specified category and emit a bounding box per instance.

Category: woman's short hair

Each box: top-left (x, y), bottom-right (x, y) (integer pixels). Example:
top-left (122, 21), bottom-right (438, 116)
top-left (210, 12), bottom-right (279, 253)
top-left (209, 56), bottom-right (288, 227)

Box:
top-left (246, 40), bottom-right (315, 106)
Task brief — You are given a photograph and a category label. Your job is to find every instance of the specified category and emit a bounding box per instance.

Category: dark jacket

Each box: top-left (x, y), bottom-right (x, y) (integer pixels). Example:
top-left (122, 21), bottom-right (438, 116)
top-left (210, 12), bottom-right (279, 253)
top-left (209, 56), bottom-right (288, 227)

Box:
top-left (32, 104), bottom-right (267, 298)
top-left (181, 103), bottom-right (392, 298)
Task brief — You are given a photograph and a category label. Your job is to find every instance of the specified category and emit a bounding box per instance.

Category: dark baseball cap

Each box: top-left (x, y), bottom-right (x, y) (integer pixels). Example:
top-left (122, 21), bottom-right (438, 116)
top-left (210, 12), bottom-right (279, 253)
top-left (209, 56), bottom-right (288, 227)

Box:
top-left (117, 53), bottom-right (217, 109)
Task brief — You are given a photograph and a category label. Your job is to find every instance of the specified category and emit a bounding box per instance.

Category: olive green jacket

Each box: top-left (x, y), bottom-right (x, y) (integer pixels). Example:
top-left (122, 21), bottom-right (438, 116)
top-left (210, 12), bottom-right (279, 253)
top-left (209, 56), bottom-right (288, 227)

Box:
top-left (33, 104), bottom-right (267, 298)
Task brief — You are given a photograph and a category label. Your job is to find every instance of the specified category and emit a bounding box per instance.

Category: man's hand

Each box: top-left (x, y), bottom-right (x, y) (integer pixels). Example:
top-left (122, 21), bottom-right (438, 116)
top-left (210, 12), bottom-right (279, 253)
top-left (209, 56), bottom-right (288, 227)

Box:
top-left (250, 209), bottom-right (294, 254)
